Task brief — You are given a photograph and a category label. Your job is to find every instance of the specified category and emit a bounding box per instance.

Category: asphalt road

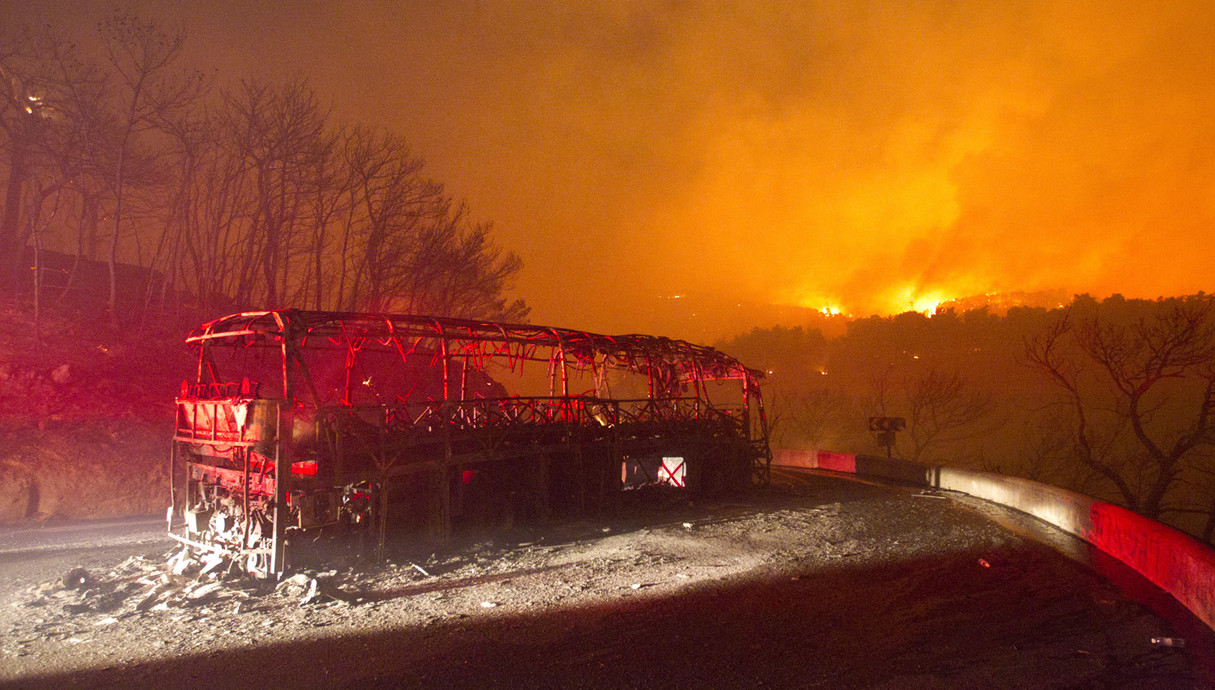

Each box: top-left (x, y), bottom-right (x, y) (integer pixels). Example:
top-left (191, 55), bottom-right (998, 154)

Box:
top-left (0, 515), bottom-right (170, 559)
top-left (1, 471), bottom-right (1213, 688)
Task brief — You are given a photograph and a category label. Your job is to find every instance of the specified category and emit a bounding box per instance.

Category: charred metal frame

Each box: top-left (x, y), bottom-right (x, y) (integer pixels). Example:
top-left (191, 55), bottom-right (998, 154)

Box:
top-left (168, 309), bottom-right (770, 577)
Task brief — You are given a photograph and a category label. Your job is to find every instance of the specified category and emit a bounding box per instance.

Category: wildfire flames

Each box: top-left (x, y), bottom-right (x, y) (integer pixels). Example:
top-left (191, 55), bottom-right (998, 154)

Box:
top-left (6, 2), bottom-right (1214, 337)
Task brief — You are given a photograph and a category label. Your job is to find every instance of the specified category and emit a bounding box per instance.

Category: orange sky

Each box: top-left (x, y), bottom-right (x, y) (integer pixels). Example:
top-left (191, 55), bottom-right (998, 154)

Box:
top-left (8, 1), bottom-right (1215, 340)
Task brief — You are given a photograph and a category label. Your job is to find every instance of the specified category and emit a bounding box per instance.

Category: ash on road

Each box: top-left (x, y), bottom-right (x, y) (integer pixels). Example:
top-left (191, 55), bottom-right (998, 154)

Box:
top-left (1, 471), bottom-right (1210, 689)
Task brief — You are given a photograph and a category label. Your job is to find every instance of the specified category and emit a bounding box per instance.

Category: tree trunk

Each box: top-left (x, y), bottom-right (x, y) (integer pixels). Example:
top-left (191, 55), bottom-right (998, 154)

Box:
top-left (0, 150), bottom-right (27, 289)
top-left (108, 132), bottom-right (128, 329)
top-left (1203, 494), bottom-right (1215, 545)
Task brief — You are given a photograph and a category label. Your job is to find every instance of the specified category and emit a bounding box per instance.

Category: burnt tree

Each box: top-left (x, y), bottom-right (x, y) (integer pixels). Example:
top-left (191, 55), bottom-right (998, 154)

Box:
top-left (1026, 295), bottom-right (1215, 524)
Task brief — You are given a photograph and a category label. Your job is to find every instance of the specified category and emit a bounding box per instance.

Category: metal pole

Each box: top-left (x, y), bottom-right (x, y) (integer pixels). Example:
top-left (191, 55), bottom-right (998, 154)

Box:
top-left (271, 313), bottom-right (295, 577)
top-left (271, 402), bottom-right (289, 576)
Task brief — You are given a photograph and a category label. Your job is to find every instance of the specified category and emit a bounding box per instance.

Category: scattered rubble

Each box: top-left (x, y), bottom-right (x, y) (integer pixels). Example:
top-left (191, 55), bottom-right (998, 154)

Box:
top-left (4, 491), bottom-right (859, 671)
top-left (276, 571), bottom-right (355, 607)
top-left (50, 364), bottom-right (71, 386)
top-left (0, 481), bottom-right (1205, 687)
top-left (62, 567), bottom-right (92, 590)
top-left (16, 546), bottom-right (362, 633)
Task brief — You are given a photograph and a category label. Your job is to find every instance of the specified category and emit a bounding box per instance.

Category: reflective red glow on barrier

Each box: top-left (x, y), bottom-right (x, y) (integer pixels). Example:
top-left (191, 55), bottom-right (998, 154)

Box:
top-left (1087, 501), bottom-right (1215, 629)
top-left (815, 451), bottom-right (856, 474)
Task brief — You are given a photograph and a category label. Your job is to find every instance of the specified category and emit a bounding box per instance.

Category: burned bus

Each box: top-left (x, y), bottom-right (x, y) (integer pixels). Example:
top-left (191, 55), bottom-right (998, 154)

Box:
top-left (168, 310), bottom-right (770, 577)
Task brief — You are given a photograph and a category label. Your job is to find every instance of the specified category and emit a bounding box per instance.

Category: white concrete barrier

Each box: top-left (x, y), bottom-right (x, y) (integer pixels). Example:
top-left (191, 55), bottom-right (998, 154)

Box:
top-left (773, 449), bottom-right (1215, 632)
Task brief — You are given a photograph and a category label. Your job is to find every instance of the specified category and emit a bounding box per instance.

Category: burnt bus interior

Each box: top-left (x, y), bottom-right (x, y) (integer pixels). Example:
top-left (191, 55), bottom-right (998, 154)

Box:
top-left (169, 310), bottom-right (771, 577)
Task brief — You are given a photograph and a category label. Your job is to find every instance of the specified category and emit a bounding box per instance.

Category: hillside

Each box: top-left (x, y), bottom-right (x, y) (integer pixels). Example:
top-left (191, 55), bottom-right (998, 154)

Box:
top-left (0, 297), bottom-right (197, 524)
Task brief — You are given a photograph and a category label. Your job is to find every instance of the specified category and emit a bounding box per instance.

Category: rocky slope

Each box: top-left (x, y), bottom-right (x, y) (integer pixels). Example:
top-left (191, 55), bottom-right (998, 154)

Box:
top-left (0, 298), bottom-right (193, 524)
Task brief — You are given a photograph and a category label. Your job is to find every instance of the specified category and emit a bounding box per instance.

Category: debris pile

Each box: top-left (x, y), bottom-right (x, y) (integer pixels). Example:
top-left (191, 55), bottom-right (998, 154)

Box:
top-left (24, 557), bottom-right (162, 616)
top-left (275, 572), bottom-right (355, 607)
top-left (19, 548), bottom-right (359, 625)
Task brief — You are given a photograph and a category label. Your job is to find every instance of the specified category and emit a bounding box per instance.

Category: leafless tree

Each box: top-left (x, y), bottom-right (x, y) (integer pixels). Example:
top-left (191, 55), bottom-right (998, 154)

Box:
top-left (861, 363), bottom-right (896, 418)
top-left (860, 364), bottom-right (994, 462)
top-left (1025, 296), bottom-right (1215, 521)
top-left (296, 124), bottom-right (346, 310)
top-left (340, 126), bottom-right (435, 310)
top-left (903, 368), bottom-right (995, 463)
top-left (404, 207), bottom-right (526, 319)
top-left (95, 13), bottom-right (205, 326)
top-left (0, 33), bottom-right (33, 288)
top-left (0, 27), bottom-right (71, 290)
top-left (2, 19), bottom-right (527, 327)
top-left (42, 44), bottom-right (108, 303)
top-left (158, 105), bottom-right (245, 314)
top-left (220, 79), bottom-right (314, 306)
top-left (780, 387), bottom-right (853, 450)
top-left (0, 27), bottom-right (107, 326)
top-left (327, 128), bottom-right (526, 319)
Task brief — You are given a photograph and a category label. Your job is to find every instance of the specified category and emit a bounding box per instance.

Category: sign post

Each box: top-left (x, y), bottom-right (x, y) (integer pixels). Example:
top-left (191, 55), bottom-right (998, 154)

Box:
top-left (868, 416), bottom-right (906, 458)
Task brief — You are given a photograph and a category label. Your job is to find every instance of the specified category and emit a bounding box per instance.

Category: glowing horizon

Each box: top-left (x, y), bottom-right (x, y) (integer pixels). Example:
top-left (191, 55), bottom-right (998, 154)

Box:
top-left (10, 2), bottom-right (1214, 339)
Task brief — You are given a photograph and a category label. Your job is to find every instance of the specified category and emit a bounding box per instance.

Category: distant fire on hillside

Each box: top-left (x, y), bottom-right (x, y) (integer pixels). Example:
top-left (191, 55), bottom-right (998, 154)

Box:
top-left (799, 288), bottom-right (1074, 322)
top-left (932, 289), bottom-right (1072, 316)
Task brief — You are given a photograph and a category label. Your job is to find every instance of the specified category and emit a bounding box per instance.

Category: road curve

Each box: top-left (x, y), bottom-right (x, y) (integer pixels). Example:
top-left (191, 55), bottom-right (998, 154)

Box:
top-left (0, 471), bottom-right (1211, 688)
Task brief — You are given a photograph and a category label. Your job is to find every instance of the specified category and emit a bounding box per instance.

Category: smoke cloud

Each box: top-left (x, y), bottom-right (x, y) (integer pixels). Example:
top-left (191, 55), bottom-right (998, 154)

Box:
top-left (9, 0), bottom-right (1215, 334)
